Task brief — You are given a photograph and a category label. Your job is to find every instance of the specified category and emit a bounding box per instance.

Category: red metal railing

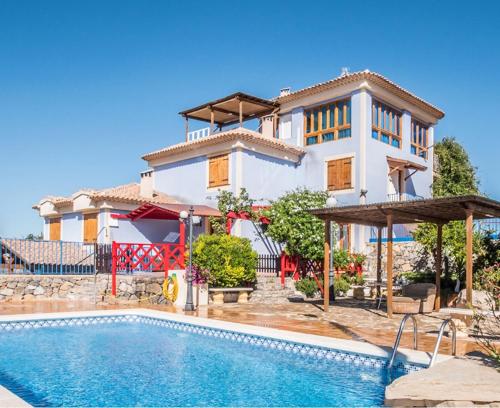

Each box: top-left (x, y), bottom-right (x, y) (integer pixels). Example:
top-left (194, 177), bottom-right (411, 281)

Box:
top-left (111, 242), bottom-right (185, 295)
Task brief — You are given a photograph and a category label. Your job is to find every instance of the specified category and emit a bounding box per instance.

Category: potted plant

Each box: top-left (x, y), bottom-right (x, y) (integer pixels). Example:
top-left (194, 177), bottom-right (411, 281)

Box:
top-left (191, 234), bottom-right (258, 304)
top-left (351, 274), bottom-right (366, 300)
top-left (351, 253), bottom-right (366, 277)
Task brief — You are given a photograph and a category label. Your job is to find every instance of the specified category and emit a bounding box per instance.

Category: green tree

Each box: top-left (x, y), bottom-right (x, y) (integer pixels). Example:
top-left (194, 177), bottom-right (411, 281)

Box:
top-left (209, 188), bottom-right (255, 235)
top-left (412, 137), bottom-right (481, 281)
top-left (263, 188), bottom-right (329, 261)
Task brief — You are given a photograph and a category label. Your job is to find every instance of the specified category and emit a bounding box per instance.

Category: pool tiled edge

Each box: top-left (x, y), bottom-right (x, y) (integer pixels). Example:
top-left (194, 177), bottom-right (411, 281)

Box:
top-left (0, 308), bottom-right (450, 371)
top-left (0, 384), bottom-right (32, 407)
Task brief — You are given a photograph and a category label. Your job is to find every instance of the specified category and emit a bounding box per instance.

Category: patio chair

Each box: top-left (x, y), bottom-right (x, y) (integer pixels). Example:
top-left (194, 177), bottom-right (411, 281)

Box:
top-left (392, 283), bottom-right (437, 314)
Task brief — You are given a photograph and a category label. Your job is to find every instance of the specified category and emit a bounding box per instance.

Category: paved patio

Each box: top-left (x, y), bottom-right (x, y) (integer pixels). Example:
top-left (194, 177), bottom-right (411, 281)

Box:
top-left (0, 298), bottom-right (491, 357)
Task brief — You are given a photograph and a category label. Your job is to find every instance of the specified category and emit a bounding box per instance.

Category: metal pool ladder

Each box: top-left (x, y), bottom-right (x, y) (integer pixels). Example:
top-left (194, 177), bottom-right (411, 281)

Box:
top-left (428, 319), bottom-right (457, 367)
top-left (388, 314), bottom-right (418, 369)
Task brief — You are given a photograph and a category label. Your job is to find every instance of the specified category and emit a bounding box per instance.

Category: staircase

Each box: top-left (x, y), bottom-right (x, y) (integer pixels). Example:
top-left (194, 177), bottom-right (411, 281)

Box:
top-left (249, 273), bottom-right (300, 304)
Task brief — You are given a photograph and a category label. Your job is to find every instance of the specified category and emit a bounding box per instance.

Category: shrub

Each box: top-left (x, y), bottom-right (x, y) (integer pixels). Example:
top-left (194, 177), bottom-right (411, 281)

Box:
top-left (295, 277), bottom-right (319, 298)
top-left (191, 234), bottom-right (257, 288)
top-left (333, 249), bottom-right (350, 269)
top-left (334, 275), bottom-right (351, 297)
top-left (399, 271), bottom-right (435, 284)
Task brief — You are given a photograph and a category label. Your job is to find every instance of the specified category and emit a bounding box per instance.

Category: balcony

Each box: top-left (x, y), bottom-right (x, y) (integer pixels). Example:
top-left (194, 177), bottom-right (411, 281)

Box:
top-left (387, 193), bottom-right (424, 202)
top-left (180, 92), bottom-right (278, 142)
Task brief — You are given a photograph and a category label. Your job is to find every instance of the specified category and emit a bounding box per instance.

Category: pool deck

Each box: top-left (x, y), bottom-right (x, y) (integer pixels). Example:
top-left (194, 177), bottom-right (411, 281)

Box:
top-left (0, 298), bottom-right (492, 356)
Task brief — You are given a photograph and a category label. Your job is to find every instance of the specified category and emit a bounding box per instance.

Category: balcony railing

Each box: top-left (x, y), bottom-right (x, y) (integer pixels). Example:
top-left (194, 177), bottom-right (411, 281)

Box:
top-left (387, 193), bottom-right (424, 202)
top-left (187, 127), bottom-right (211, 142)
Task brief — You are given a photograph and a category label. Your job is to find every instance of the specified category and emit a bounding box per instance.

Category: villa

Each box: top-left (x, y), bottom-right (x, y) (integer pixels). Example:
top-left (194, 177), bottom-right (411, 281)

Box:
top-left (33, 70), bottom-right (444, 254)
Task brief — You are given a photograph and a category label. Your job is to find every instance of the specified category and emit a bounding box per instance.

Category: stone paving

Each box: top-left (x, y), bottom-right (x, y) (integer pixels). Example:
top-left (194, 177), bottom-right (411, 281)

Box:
top-left (0, 298), bottom-right (493, 356)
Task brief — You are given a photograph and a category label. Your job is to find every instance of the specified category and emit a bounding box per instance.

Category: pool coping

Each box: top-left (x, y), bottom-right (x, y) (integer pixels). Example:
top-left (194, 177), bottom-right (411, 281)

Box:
top-left (0, 308), bottom-right (453, 406)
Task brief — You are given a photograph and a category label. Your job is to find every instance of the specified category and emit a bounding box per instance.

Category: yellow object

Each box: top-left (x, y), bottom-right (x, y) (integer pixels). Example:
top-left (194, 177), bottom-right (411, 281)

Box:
top-left (162, 274), bottom-right (179, 303)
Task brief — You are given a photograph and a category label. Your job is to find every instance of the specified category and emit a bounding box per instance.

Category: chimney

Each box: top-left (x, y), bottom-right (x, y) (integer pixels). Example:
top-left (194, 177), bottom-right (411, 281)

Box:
top-left (279, 87), bottom-right (291, 97)
top-left (140, 170), bottom-right (154, 199)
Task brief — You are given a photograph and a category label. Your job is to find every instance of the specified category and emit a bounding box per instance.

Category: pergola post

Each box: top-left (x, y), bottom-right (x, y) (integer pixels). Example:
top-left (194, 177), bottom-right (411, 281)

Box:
top-left (323, 220), bottom-right (331, 312)
top-left (465, 209), bottom-right (474, 305)
top-left (376, 226), bottom-right (382, 298)
top-left (386, 212), bottom-right (394, 318)
top-left (238, 99), bottom-right (243, 127)
top-left (435, 223), bottom-right (443, 311)
top-left (184, 116), bottom-right (189, 142)
top-left (209, 108), bottom-right (215, 135)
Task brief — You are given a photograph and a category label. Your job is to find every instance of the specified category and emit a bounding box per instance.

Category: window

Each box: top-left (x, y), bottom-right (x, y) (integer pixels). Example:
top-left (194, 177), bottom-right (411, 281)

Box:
top-left (304, 99), bottom-right (351, 146)
top-left (327, 157), bottom-right (352, 191)
top-left (411, 119), bottom-right (429, 159)
top-left (372, 100), bottom-right (402, 148)
top-left (208, 154), bottom-right (229, 188)
top-left (84, 213), bottom-right (98, 243)
top-left (49, 218), bottom-right (61, 241)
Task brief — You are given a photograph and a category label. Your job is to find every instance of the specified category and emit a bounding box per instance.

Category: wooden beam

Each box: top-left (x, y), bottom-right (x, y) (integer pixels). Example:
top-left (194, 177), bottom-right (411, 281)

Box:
top-left (390, 209), bottom-right (449, 224)
top-left (465, 203), bottom-right (500, 218)
top-left (323, 220), bottom-right (331, 312)
top-left (435, 223), bottom-right (443, 311)
top-left (465, 209), bottom-right (474, 305)
top-left (376, 226), bottom-right (382, 298)
top-left (210, 108), bottom-right (215, 135)
top-left (386, 212), bottom-right (394, 318)
top-left (239, 99), bottom-right (243, 127)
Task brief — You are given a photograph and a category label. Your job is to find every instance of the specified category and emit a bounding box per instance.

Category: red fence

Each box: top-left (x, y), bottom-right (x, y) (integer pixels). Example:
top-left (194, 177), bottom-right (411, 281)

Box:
top-left (111, 242), bottom-right (185, 295)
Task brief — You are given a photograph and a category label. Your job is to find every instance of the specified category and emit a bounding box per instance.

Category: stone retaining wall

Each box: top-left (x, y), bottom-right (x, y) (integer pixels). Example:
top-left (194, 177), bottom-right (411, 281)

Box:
top-left (364, 241), bottom-right (432, 279)
top-left (0, 274), bottom-right (167, 304)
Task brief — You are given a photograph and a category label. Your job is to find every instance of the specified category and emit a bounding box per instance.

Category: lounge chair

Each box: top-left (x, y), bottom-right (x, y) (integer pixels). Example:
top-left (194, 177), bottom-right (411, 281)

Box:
top-left (392, 283), bottom-right (437, 314)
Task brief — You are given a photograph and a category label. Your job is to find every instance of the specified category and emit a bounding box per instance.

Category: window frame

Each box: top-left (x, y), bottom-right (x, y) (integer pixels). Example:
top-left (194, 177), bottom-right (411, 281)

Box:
top-left (303, 98), bottom-right (351, 146)
top-left (411, 118), bottom-right (429, 159)
top-left (371, 99), bottom-right (403, 149)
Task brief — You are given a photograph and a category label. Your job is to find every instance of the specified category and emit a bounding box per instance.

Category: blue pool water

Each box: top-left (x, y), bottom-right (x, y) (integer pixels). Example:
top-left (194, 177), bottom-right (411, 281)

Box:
top-left (0, 318), bottom-right (406, 407)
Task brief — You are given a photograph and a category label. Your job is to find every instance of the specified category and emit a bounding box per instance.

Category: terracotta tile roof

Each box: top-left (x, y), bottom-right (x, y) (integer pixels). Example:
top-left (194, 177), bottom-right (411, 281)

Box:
top-left (34, 183), bottom-right (179, 209)
top-left (142, 128), bottom-right (305, 162)
top-left (275, 70), bottom-right (445, 119)
top-left (1, 239), bottom-right (94, 266)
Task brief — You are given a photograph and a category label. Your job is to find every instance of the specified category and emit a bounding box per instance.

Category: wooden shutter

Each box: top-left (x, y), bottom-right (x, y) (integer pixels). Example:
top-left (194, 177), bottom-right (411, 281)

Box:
top-left (327, 157), bottom-right (352, 191)
top-left (49, 218), bottom-right (61, 241)
top-left (208, 154), bottom-right (229, 187)
top-left (83, 213), bottom-right (98, 243)
top-left (341, 158), bottom-right (352, 189)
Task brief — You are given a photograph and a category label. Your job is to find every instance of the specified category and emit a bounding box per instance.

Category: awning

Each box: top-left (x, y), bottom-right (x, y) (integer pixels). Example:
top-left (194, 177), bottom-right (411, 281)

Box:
top-left (179, 92), bottom-right (277, 126)
top-left (112, 203), bottom-right (221, 221)
top-left (387, 156), bottom-right (427, 174)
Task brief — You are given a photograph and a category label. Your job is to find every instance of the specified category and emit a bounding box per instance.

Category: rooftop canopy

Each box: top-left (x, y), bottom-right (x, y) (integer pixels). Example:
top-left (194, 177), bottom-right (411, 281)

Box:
top-left (179, 92), bottom-right (277, 127)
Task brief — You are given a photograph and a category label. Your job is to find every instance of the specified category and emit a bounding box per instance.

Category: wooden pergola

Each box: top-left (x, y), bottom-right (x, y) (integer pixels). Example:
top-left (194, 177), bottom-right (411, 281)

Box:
top-left (179, 92), bottom-right (278, 139)
top-left (310, 195), bottom-right (500, 317)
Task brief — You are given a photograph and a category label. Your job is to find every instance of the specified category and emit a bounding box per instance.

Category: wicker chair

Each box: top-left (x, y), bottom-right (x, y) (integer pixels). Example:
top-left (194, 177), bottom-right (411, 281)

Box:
top-left (392, 283), bottom-right (437, 314)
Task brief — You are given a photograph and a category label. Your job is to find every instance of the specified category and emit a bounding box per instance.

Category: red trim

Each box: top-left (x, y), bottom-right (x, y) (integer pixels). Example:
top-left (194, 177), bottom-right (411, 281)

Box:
top-left (111, 241), bottom-right (185, 296)
top-left (226, 210), bottom-right (270, 224)
top-left (111, 213), bottom-right (128, 219)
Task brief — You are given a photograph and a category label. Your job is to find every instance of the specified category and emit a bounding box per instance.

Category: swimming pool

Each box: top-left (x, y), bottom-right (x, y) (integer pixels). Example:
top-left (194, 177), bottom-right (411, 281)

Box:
top-left (0, 310), bottom-right (429, 407)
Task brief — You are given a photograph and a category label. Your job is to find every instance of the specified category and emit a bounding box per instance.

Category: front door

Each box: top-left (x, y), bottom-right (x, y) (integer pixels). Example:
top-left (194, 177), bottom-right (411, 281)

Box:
top-left (83, 213), bottom-right (98, 243)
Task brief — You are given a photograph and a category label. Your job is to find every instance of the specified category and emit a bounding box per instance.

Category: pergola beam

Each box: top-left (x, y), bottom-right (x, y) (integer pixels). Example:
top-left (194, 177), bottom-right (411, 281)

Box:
top-left (389, 209), bottom-right (450, 224)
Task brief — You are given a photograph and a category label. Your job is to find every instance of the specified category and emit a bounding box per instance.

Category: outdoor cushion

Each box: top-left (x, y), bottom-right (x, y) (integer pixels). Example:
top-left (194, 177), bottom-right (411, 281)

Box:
top-left (393, 283), bottom-right (437, 314)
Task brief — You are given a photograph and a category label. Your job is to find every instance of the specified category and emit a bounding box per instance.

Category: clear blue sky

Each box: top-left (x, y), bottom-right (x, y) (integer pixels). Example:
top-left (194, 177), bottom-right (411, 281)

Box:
top-left (1, 0), bottom-right (499, 237)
